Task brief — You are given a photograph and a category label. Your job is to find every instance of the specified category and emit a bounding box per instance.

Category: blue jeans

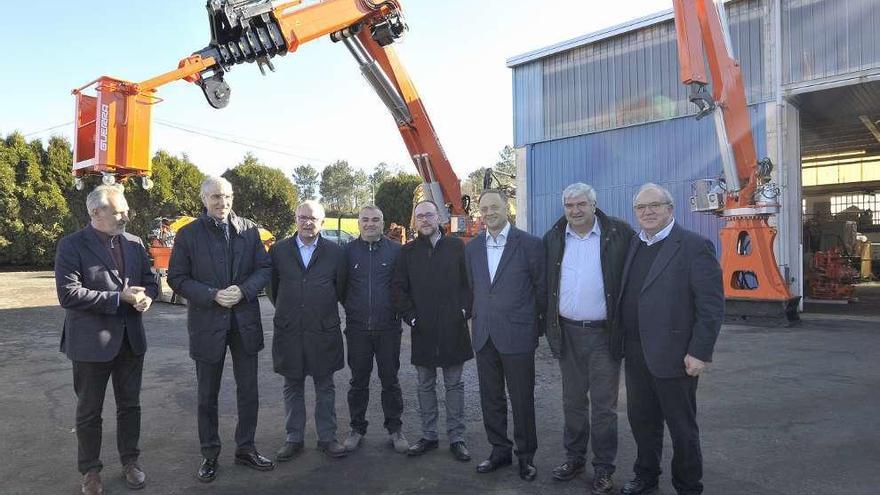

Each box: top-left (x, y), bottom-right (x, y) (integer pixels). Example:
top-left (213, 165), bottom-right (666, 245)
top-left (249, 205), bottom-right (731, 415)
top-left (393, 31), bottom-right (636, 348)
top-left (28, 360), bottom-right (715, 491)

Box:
top-left (415, 364), bottom-right (466, 443)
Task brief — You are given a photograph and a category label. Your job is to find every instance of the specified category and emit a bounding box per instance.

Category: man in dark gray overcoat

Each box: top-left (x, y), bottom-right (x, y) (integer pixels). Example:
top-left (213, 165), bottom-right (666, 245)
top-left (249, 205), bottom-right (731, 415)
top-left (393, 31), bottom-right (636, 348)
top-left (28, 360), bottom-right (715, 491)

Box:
top-left (268, 200), bottom-right (349, 460)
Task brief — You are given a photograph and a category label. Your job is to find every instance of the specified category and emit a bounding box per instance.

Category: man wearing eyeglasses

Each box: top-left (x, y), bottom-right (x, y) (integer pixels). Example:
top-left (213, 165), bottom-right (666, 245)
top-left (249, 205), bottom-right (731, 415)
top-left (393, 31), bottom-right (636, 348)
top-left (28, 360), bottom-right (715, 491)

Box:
top-left (617, 183), bottom-right (723, 495)
top-left (168, 176), bottom-right (275, 483)
top-left (268, 200), bottom-right (349, 461)
top-left (464, 190), bottom-right (546, 482)
top-left (543, 182), bottom-right (634, 494)
top-left (391, 200), bottom-right (473, 462)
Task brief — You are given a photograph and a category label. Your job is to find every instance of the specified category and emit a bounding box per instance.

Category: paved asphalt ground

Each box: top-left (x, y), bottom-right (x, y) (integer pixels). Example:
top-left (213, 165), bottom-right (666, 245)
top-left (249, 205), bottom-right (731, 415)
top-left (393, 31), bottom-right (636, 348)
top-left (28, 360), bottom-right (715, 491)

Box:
top-left (0, 271), bottom-right (877, 495)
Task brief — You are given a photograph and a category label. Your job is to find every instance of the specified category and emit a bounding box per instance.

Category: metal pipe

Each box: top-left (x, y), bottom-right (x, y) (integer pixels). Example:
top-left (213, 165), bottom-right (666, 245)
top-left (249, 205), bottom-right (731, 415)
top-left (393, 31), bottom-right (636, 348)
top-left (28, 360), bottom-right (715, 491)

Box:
top-left (713, 107), bottom-right (742, 192)
top-left (341, 36), bottom-right (413, 126)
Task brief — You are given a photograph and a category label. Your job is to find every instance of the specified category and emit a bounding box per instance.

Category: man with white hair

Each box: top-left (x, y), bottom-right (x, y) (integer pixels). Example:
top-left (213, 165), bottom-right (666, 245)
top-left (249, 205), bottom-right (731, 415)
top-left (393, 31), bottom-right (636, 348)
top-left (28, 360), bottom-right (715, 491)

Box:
top-left (55, 184), bottom-right (158, 494)
top-left (269, 200), bottom-right (349, 460)
top-left (617, 183), bottom-right (723, 495)
top-left (543, 182), bottom-right (634, 494)
top-left (168, 176), bottom-right (275, 482)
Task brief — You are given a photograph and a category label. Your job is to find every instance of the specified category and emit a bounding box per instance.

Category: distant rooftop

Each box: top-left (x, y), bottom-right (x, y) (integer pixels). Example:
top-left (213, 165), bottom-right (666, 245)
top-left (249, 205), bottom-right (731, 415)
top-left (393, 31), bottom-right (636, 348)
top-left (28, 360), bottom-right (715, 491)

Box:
top-left (506, 8), bottom-right (674, 68)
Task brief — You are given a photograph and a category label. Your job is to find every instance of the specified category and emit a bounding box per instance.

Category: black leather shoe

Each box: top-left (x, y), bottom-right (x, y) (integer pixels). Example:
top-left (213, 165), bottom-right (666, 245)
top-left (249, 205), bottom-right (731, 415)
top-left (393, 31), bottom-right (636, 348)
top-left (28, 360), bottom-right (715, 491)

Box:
top-left (476, 456), bottom-right (512, 473)
top-left (518, 459), bottom-right (537, 482)
top-left (591, 469), bottom-right (614, 494)
top-left (407, 438), bottom-right (439, 456)
top-left (234, 450), bottom-right (276, 471)
top-left (275, 441), bottom-right (304, 462)
top-left (197, 457), bottom-right (218, 483)
top-left (552, 459), bottom-right (585, 481)
top-left (449, 441), bottom-right (471, 462)
top-left (620, 475), bottom-right (659, 495)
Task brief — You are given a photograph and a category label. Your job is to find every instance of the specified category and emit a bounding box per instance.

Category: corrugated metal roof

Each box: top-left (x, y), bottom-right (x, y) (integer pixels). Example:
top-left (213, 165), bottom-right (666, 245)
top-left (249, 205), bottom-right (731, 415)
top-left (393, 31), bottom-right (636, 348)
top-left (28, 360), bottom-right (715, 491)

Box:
top-left (506, 9), bottom-right (674, 68)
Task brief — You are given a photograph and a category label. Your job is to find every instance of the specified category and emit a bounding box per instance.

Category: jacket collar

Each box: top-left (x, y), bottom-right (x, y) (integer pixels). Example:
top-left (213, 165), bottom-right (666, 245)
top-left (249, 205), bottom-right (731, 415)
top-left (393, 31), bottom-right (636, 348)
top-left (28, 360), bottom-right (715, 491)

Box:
top-left (200, 211), bottom-right (244, 236)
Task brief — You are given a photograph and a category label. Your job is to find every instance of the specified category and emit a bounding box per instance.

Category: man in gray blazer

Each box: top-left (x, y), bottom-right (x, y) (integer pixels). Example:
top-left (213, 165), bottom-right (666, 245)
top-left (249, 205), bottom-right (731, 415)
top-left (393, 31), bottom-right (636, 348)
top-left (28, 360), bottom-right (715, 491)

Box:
top-left (269, 200), bottom-right (349, 460)
top-left (465, 190), bottom-right (546, 482)
top-left (617, 183), bottom-right (723, 495)
top-left (55, 185), bottom-right (158, 495)
top-left (168, 176), bottom-right (274, 483)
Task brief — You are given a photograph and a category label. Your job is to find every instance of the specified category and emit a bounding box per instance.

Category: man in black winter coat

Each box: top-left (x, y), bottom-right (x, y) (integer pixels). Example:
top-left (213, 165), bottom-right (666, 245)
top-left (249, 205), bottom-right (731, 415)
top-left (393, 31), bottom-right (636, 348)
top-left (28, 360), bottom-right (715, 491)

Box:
top-left (167, 176), bottom-right (275, 483)
top-left (391, 200), bottom-right (473, 463)
top-left (341, 205), bottom-right (409, 454)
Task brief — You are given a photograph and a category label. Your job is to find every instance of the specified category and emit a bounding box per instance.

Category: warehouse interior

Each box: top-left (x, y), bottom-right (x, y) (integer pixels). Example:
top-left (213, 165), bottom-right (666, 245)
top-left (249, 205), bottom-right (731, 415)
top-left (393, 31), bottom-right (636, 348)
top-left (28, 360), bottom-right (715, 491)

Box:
top-left (793, 79), bottom-right (880, 313)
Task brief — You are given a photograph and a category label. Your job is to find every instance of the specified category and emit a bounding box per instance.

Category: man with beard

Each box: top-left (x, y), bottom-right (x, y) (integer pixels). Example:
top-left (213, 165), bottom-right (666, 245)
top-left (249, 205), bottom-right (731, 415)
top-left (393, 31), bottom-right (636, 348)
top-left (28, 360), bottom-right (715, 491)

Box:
top-left (55, 185), bottom-right (158, 494)
top-left (392, 200), bottom-right (473, 462)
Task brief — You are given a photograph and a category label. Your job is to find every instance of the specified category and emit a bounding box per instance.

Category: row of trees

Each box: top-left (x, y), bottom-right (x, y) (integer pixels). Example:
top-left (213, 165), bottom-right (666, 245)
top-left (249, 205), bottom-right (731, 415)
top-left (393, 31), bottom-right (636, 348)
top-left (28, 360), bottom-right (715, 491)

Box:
top-left (1, 133), bottom-right (513, 266)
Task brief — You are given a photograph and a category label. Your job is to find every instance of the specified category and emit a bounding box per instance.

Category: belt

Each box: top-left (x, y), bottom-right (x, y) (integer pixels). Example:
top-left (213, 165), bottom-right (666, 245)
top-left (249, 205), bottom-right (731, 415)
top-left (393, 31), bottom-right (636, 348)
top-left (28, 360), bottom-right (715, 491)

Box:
top-left (559, 316), bottom-right (607, 328)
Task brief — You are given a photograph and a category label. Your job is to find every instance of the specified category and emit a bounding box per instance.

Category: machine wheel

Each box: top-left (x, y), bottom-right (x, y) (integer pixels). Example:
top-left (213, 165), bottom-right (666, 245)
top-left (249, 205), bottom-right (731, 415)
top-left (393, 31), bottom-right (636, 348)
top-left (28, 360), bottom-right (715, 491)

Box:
top-left (101, 174), bottom-right (116, 186)
top-left (142, 176), bottom-right (154, 190)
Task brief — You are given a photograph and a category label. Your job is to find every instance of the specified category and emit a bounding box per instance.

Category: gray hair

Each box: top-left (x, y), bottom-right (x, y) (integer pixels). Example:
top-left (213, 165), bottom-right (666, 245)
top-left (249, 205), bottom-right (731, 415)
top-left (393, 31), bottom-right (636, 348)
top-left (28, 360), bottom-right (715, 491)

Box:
top-left (86, 184), bottom-right (124, 213)
top-left (633, 183), bottom-right (675, 207)
top-left (562, 182), bottom-right (597, 205)
top-left (200, 176), bottom-right (233, 198)
top-left (297, 199), bottom-right (326, 219)
top-left (359, 205), bottom-right (384, 219)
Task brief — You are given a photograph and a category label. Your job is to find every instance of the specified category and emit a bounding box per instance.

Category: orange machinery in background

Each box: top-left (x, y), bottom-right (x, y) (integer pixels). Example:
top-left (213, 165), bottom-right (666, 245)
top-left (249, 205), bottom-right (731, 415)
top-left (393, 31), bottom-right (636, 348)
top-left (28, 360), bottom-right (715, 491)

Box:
top-left (672, 0), bottom-right (800, 324)
top-left (71, 0), bottom-right (477, 236)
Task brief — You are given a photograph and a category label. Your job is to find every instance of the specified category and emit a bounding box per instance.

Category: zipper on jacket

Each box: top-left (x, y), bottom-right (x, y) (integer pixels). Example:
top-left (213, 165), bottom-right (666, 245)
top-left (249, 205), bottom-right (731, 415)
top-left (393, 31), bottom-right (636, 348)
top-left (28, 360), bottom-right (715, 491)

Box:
top-left (368, 241), bottom-right (373, 331)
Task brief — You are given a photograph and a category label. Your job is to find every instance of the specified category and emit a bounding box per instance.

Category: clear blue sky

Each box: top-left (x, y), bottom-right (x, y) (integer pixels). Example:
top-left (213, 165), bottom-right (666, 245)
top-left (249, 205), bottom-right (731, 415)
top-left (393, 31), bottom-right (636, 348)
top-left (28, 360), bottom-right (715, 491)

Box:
top-left (1, 0), bottom-right (671, 180)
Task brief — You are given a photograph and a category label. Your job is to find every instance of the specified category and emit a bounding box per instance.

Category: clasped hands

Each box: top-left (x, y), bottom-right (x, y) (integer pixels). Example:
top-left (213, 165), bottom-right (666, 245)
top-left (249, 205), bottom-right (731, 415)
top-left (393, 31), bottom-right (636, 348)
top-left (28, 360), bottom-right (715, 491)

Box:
top-left (121, 286), bottom-right (152, 312)
top-left (214, 285), bottom-right (243, 308)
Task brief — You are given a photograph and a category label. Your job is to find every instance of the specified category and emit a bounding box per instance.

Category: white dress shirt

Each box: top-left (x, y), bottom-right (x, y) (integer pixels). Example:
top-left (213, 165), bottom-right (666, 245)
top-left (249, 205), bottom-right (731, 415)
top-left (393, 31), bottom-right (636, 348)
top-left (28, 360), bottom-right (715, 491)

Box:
top-left (639, 218), bottom-right (675, 246)
top-left (486, 222), bottom-right (510, 283)
top-left (296, 234), bottom-right (318, 267)
top-left (559, 220), bottom-right (607, 321)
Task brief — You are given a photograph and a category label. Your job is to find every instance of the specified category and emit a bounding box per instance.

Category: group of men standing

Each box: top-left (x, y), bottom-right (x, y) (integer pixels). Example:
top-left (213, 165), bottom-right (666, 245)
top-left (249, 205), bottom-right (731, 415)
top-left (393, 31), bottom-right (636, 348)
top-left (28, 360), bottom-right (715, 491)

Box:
top-left (55, 175), bottom-right (723, 495)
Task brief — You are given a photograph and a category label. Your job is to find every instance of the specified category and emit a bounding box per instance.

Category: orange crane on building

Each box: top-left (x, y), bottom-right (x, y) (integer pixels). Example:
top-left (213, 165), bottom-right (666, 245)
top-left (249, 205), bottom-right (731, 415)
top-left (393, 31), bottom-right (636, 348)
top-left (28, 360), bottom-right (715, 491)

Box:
top-left (672, 0), bottom-right (800, 324)
top-left (71, 0), bottom-right (476, 237)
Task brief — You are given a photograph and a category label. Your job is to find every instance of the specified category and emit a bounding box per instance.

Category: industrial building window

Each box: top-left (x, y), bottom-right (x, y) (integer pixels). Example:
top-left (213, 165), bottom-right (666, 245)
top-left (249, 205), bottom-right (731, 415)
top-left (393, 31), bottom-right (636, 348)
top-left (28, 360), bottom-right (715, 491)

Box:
top-left (829, 194), bottom-right (880, 226)
top-left (801, 151), bottom-right (880, 187)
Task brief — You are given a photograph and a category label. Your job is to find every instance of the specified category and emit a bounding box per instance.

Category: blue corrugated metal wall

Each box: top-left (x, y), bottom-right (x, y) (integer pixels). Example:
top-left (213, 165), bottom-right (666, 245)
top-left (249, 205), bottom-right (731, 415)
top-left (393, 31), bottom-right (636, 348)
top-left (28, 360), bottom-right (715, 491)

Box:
top-left (526, 103), bottom-right (769, 249)
top-left (512, 0), bottom-right (772, 147)
top-left (782, 0), bottom-right (880, 85)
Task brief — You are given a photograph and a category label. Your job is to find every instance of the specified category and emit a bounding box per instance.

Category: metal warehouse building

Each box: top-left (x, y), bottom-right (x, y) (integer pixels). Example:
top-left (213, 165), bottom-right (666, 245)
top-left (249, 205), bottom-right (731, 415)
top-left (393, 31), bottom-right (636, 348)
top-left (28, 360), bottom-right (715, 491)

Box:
top-left (507, 0), bottom-right (880, 302)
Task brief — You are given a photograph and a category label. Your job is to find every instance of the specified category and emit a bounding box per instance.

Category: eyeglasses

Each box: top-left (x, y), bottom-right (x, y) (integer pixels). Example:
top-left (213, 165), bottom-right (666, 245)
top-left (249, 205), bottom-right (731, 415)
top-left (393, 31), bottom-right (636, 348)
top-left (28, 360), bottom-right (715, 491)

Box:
top-left (297, 215), bottom-right (320, 223)
top-left (634, 202), bottom-right (671, 213)
top-left (209, 194), bottom-right (233, 201)
top-left (563, 201), bottom-right (593, 210)
top-left (415, 212), bottom-right (437, 221)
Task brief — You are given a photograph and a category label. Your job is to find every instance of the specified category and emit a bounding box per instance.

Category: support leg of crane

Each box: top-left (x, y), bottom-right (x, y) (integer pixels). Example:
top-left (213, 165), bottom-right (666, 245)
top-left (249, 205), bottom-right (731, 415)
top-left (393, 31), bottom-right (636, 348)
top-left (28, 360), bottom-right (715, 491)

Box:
top-left (724, 297), bottom-right (801, 327)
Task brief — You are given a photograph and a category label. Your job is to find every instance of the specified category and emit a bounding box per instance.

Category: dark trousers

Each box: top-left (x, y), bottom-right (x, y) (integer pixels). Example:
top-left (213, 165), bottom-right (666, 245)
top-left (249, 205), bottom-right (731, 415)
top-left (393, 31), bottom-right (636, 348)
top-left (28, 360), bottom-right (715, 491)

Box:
top-left (72, 335), bottom-right (144, 474)
top-left (346, 329), bottom-right (404, 434)
top-left (625, 341), bottom-right (703, 495)
top-left (283, 373), bottom-right (337, 443)
top-left (559, 322), bottom-right (621, 472)
top-left (476, 338), bottom-right (537, 461)
top-left (195, 327), bottom-right (259, 459)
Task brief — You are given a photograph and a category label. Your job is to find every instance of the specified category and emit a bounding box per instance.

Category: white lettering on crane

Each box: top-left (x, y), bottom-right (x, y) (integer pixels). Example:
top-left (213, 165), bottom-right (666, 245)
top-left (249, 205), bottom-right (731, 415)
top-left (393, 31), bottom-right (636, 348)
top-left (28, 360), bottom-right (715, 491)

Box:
top-left (99, 104), bottom-right (109, 152)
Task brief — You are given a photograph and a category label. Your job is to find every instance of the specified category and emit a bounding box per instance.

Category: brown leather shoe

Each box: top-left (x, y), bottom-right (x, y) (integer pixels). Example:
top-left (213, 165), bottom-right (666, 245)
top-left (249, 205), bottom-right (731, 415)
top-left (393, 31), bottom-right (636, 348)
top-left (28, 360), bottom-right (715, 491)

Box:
top-left (81, 470), bottom-right (103, 495)
top-left (122, 462), bottom-right (146, 490)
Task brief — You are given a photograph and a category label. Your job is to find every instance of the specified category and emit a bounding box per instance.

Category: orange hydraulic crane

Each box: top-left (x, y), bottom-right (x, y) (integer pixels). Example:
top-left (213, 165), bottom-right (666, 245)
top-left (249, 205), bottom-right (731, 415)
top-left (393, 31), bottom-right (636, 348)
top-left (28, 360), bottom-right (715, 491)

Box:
top-left (72, 0), bottom-right (475, 236)
top-left (672, 0), bottom-right (799, 324)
